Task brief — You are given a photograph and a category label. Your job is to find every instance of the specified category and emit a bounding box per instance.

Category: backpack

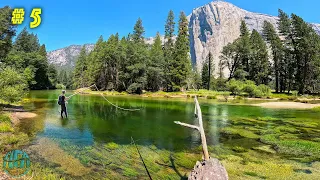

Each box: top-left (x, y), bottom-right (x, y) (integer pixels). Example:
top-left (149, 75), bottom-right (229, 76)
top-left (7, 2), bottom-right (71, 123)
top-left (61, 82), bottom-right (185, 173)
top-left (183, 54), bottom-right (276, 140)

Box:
top-left (58, 95), bottom-right (63, 105)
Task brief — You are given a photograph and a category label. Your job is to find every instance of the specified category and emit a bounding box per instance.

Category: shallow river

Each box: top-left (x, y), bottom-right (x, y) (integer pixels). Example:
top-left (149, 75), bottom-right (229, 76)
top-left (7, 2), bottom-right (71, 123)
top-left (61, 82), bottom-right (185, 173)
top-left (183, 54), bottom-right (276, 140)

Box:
top-left (18, 90), bottom-right (320, 179)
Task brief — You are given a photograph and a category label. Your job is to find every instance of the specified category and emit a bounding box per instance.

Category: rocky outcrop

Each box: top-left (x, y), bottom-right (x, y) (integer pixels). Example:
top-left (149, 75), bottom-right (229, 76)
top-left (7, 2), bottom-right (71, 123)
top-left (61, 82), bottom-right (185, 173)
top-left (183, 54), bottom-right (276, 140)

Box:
top-left (188, 158), bottom-right (228, 180)
top-left (188, 1), bottom-right (320, 75)
top-left (47, 44), bottom-right (94, 70)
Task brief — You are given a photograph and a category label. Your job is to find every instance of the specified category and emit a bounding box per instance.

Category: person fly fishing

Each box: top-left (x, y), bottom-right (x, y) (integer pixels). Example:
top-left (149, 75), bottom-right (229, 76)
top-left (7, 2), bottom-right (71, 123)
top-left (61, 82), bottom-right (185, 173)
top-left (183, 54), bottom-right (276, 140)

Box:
top-left (58, 90), bottom-right (68, 118)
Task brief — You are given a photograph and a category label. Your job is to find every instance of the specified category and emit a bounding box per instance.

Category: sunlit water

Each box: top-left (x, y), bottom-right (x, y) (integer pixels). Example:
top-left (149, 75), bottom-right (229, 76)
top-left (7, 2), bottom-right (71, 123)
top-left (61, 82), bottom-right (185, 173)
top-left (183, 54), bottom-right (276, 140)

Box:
top-left (18, 90), bottom-right (320, 179)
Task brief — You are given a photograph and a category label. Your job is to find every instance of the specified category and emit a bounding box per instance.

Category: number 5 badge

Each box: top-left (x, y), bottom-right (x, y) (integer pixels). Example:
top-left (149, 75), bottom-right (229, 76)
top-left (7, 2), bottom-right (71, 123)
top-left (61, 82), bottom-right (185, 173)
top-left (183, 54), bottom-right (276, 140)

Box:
top-left (30, 8), bottom-right (42, 28)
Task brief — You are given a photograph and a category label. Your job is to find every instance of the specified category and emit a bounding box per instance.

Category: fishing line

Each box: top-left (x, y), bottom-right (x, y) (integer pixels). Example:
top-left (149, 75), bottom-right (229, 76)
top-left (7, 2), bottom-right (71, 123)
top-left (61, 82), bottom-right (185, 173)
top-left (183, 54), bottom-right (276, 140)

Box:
top-left (66, 84), bottom-right (141, 112)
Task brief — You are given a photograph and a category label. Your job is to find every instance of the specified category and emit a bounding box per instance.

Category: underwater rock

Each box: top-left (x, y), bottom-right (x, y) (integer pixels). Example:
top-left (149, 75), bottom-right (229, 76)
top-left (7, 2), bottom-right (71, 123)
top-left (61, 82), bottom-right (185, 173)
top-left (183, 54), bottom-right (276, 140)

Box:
top-left (188, 158), bottom-right (228, 180)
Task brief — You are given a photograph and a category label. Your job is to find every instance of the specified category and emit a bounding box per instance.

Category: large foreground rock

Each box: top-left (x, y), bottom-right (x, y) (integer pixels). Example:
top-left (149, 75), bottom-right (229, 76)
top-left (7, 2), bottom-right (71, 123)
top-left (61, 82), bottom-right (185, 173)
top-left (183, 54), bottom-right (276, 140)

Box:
top-left (188, 158), bottom-right (228, 180)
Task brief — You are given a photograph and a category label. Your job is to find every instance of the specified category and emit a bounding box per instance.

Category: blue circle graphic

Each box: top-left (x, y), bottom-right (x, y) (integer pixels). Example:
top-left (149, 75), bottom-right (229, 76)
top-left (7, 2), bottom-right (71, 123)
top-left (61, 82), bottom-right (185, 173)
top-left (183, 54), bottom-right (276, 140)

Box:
top-left (2, 149), bottom-right (31, 178)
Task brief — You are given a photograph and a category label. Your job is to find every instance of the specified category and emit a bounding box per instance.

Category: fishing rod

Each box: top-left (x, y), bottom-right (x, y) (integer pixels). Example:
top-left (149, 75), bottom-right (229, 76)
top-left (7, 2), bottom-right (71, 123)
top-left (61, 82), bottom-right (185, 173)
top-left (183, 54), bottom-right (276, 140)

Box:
top-left (131, 137), bottom-right (152, 180)
top-left (65, 84), bottom-right (141, 111)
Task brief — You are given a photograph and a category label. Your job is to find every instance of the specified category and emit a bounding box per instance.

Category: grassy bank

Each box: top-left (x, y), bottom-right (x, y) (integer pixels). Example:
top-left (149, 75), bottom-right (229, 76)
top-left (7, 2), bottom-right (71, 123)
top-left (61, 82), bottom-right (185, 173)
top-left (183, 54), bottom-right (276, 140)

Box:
top-left (77, 88), bottom-right (320, 104)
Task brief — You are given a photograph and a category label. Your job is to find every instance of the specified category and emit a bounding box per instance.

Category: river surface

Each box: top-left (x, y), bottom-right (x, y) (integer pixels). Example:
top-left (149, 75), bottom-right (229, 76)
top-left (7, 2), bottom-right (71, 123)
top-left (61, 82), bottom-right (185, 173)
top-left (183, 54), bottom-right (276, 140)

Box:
top-left (18, 90), bottom-right (320, 179)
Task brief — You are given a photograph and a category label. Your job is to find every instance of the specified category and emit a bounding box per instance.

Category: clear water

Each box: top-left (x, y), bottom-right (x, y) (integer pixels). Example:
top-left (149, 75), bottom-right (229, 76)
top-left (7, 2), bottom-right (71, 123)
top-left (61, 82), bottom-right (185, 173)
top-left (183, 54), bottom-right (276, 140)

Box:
top-left (18, 90), bottom-right (320, 179)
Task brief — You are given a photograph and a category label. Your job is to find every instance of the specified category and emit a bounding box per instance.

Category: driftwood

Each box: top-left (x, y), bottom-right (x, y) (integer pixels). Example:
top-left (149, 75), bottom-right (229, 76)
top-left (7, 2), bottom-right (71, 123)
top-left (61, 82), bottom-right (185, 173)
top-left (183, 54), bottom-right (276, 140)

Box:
top-left (174, 96), bottom-right (210, 160)
top-left (175, 96), bottom-right (228, 180)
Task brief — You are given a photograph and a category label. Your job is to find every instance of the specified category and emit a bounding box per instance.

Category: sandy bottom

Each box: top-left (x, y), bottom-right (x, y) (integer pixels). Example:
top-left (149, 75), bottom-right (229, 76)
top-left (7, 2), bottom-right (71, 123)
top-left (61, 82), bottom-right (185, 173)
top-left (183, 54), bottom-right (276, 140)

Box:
top-left (254, 102), bottom-right (320, 109)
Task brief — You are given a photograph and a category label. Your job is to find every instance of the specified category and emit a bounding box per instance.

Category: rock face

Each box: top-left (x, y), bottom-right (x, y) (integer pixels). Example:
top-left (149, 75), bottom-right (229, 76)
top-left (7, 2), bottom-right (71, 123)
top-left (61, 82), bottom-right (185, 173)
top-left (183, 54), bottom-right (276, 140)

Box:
top-left (188, 158), bottom-right (228, 180)
top-left (47, 44), bottom-right (94, 70)
top-left (188, 1), bottom-right (320, 75)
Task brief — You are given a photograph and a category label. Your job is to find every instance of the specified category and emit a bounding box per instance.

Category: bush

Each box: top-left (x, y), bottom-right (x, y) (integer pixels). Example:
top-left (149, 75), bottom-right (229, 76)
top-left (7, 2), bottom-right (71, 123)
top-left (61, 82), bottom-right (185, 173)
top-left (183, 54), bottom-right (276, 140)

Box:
top-left (243, 80), bottom-right (262, 98)
top-left (55, 84), bottom-right (66, 89)
top-left (227, 79), bottom-right (244, 96)
top-left (257, 84), bottom-right (271, 97)
top-left (0, 67), bottom-right (28, 103)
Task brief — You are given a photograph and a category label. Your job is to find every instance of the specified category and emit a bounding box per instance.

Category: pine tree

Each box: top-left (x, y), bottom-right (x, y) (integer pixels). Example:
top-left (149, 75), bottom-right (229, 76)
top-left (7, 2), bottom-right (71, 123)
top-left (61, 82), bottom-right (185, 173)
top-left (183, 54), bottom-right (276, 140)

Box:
top-left (73, 46), bottom-right (88, 88)
top-left (164, 10), bottom-right (175, 91)
top-left (263, 21), bottom-right (284, 92)
top-left (132, 18), bottom-right (145, 43)
top-left (0, 6), bottom-right (16, 60)
top-left (117, 37), bottom-right (129, 91)
top-left (14, 28), bottom-right (40, 53)
top-left (201, 61), bottom-right (209, 89)
top-left (249, 30), bottom-right (270, 85)
top-left (278, 9), bottom-right (294, 93)
top-left (291, 14), bottom-right (319, 94)
top-left (202, 52), bottom-right (214, 90)
top-left (86, 35), bottom-right (105, 88)
top-left (238, 20), bottom-right (251, 75)
top-left (126, 19), bottom-right (148, 94)
top-left (48, 64), bottom-right (57, 88)
top-left (171, 11), bottom-right (191, 91)
top-left (147, 32), bottom-right (165, 91)
top-left (39, 44), bottom-right (47, 57)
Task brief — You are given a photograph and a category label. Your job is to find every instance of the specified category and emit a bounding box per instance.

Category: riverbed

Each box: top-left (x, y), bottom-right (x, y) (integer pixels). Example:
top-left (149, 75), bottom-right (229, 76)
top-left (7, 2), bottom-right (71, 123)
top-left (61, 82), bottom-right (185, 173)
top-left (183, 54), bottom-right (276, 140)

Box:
top-left (16, 90), bottom-right (320, 179)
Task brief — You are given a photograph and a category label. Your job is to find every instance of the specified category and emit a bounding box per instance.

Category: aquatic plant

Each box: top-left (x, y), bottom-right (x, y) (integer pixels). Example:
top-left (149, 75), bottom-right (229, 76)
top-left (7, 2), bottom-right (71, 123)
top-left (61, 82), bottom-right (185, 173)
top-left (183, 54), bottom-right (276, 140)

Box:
top-left (221, 127), bottom-right (260, 139)
top-left (0, 122), bottom-right (14, 132)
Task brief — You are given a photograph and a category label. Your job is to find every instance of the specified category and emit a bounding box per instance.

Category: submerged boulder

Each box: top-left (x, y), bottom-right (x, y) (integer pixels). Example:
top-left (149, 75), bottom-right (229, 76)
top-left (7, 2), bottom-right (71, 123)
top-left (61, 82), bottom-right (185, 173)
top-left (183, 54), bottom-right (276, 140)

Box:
top-left (188, 158), bottom-right (228, 180)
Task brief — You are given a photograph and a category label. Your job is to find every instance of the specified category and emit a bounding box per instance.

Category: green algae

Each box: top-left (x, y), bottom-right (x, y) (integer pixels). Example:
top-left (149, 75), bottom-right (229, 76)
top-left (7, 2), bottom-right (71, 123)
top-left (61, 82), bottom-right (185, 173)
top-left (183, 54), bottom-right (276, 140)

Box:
top-left (232, 146), bottom-right (248, 153)
top-left (104, 142), bottom-right (119, 150)
top-left (252, 145), bottom-right (276, 154)
top-left (221, 127), bottom-right (260, 139)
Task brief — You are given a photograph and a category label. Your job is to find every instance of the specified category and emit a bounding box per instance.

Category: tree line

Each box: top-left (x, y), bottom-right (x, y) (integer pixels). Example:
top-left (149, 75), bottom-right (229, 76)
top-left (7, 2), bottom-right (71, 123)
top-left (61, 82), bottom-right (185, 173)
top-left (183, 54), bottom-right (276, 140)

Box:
top-left (0, 6), bottom-right (57, 103)
top-left (73, 11), bottom-right (192, 94)
top-left (217, 9), bottom-right (320, 95)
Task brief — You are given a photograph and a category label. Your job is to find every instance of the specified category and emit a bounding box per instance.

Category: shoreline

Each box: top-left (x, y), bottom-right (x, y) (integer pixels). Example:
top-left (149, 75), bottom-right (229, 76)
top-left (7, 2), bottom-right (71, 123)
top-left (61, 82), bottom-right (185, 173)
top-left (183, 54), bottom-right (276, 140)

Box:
top-left (253, 102), bottom-right (320, 109)
top-left (71, 89), bottom-right (320, 106)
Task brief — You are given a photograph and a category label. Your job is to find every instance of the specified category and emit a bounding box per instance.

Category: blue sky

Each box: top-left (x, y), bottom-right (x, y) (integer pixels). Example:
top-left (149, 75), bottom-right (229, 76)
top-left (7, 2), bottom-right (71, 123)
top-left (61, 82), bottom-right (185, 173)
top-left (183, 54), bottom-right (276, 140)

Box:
top-left (1, 0), bottom-right (319, 51)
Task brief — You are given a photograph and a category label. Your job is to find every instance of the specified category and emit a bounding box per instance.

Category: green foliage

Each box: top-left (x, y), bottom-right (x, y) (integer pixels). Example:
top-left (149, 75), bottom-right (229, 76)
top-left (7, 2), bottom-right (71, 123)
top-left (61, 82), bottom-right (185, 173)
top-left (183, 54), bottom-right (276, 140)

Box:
top-left (147, 32), bottom-right (165, 91)
top-left (227, 79), bottom-right (271, 98)
top-left (0, 6), bottom-right (16, 59)
top-left (0, 114), bottom-right (11, 123)
top-left (171, 11), bottom-right (192, 90)
top-left (0, 122), bottom-right (13, 132)
top-left (0, 67), bottom-right (28, 103)
top-left (164, 10), bottom-right (175, 91)
top-left (201, 52), bottom-right (214, 90)
top-left (55, 84), bottom-right (66, 89)
top-left (249, 30), bottom-right (270, 85)
top-left (227, 79), bottom-right (244, 96)
top-left (73, 46), bottom-right (88, 88)
top-left (14, 27), bottom-right (40, 52)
